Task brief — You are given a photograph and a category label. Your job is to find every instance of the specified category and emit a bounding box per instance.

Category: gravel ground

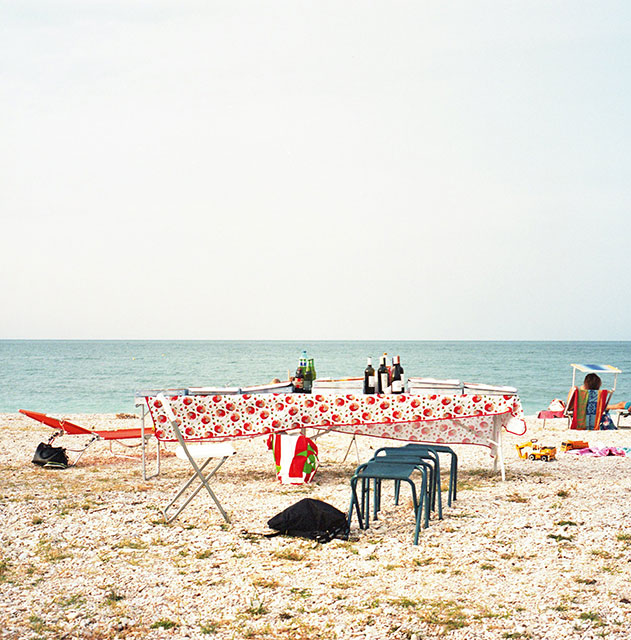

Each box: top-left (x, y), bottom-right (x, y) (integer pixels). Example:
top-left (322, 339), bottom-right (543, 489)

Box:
top-left (2, 412), bottom-right (631, 640)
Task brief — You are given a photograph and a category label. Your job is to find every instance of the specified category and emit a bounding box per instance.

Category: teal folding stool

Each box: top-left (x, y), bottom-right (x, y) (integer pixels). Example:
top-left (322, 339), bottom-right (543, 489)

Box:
top-left (371, 447), bottom-right (442, 520)
top-left (348, 459), bottom-right (430, 545)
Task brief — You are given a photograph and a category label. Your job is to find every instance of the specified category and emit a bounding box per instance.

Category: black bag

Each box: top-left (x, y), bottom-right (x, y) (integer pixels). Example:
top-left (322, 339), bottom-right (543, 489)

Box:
top-left (32, 442), bottom-right (69, 468)
top-left (267, 498), bottom-right (349, 543)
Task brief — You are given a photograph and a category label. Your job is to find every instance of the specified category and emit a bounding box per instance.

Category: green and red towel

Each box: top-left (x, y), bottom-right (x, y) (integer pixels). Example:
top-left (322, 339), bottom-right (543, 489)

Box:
top-left (569, 388), bottom-right (608, 430)
top-left (267, 433), bottom-right (319, 484)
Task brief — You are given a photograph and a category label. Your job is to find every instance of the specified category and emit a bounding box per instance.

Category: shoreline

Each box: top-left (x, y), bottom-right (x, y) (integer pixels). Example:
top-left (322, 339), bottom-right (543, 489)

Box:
top-left (2, 412), bottom-right (631, 639)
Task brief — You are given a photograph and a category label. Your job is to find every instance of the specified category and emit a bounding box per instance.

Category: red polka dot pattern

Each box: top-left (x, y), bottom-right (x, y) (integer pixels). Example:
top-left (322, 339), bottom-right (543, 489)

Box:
top-left (145, 393), bottom-right (525, 448)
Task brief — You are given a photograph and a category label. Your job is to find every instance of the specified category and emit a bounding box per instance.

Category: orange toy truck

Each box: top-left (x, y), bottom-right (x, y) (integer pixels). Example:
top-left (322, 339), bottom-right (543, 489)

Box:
top-left (560, 440), bottom-right (589, 453)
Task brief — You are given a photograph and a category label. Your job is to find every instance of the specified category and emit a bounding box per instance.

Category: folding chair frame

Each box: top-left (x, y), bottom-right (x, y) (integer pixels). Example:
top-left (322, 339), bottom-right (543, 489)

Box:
top-left (157, 394), bottom-right (233, 524)
top-left (45, 424), bottom-right (160, 476)
top-left (47, 429), bottom-right (99, 467)
top-left (163, 453), bottom-right (231, 524)
top-left (139, 403), bottom-right (161, 481)
top-left (617, 409), bottom-right (631, 428)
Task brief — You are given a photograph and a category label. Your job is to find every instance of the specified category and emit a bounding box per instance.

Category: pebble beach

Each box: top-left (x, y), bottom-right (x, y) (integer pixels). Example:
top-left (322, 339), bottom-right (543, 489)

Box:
top-left (2, 412), bottom-right (631, 640)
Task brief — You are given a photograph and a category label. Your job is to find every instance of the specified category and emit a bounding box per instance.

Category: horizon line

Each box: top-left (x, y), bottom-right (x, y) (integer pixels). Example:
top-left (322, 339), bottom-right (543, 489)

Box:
top-left (1, 338), bottom-right (630, 343)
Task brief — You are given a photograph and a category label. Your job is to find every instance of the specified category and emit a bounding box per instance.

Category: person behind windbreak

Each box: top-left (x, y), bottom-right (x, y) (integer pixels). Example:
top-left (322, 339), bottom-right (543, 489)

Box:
top-left (581, 373), bottom-right (631, 412)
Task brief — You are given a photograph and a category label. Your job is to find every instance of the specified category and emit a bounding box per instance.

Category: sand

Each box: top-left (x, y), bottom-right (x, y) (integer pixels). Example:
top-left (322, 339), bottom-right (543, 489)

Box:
top-left (2, 411), bottom-right (631, 639)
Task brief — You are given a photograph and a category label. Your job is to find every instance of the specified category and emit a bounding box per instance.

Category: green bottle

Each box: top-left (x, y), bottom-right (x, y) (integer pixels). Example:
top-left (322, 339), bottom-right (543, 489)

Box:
top-left (304, 358), bottom-right (315, 393)
top-left (305, 358), bottom-right (316, 393)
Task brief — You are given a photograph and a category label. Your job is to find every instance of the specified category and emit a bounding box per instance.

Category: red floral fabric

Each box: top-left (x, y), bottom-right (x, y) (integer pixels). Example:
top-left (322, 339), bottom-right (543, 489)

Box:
top-left (146, 393), bottom-right (525, 449)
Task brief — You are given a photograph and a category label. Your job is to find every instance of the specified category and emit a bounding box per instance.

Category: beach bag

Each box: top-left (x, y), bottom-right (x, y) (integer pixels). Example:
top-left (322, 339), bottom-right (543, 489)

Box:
top-left (548, 398), bottom-right (566, 412)
top-left (267, 498), bottom-right (349, 543)
top-left (266, 433), bottom-right (319, 484)
top-left (32, 442), bottom-right (68, 469)
top-left (600, 410), bottom-right (617, 430)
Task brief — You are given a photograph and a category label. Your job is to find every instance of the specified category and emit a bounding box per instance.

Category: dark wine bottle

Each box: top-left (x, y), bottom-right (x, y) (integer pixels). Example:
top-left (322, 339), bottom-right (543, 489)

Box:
top-left (391, 355), bottom-right (404, 394)
top-left (294, 352), bottom-right (307, 392)
top-left (363, 357), bottom-right (376, 394)
top-left (377, 355), bottom-right (390, 394)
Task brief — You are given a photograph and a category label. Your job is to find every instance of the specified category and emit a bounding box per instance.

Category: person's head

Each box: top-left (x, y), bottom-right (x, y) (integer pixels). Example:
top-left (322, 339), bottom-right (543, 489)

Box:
top-left (583, 373), bottom-right (602, 390)
top-left (271, 378), bottom-right (281, 384)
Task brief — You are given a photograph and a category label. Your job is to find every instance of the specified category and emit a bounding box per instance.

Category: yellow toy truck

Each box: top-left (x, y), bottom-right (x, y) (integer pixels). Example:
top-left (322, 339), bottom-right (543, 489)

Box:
top-left (516, 439), bottom-right (557, 462)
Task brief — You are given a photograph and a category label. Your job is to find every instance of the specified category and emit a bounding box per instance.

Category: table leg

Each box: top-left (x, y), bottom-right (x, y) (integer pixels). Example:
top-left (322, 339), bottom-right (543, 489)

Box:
top-left (489, 415), bottom-right (506, 481)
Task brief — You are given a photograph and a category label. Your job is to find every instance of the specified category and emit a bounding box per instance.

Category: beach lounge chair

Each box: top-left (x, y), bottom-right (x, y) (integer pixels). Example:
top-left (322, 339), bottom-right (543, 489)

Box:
top-left (156, 394), bottom-right (236, 524)
top-left (19, 409), bottom-right (159, 479)
top-left (617, 405), bottom-right (631, 428)
top-left (565, 388), bottom-right (611, 430)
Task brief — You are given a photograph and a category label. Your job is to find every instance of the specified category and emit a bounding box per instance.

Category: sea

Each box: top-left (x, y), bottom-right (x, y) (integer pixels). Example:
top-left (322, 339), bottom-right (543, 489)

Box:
top-left (1, 340), bottom-right (630, 416)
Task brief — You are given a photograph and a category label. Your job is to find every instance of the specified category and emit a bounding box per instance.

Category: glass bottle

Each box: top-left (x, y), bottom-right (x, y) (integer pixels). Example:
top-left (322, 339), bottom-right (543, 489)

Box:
top-left (377, 355), bottom-right (390, 394)
top-left (364, 357), bottom-right (376, 394)
top-left (304, 358), bottom-right (315, 393)
top-left (391, 355), bottom-right (404, 394)
top-left (294, 352), bottom-right (306, 392)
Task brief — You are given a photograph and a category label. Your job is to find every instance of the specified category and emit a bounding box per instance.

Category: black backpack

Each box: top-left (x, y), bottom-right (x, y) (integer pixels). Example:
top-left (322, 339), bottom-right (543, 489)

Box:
top-left (267, 498), bottom-right (349, 543)
top-left (32, 442), bottom-right (69, 469)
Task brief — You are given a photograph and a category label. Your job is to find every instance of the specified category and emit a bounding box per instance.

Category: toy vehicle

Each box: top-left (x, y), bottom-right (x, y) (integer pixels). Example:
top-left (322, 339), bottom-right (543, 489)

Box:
top-left (560, 440), bottom-right (589, 453)
top-left (515, 439), bottom-right (557, 462)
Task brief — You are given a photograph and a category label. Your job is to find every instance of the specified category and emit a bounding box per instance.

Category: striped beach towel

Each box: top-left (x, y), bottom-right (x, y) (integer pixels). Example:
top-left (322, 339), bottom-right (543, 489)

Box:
top-left (570, 388), bottom-right (608, 431)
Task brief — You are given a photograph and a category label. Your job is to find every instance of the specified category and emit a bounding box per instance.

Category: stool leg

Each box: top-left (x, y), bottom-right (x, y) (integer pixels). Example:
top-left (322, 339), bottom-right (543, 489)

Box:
top-left (433, 459), bottom-right (443, 520)
top-left (413, 497), bottom-right (422, 545)
top-left (405, 478), bottom-right (418, 516)
top-left (413, 472), bottom-right (429, 544)
top-left (445, 455), bottom-right (454, 507)
top-left (428, 464), bottom-right (436, 512)
top-left (451, 454), bottom-right (458, 502)
top-left (348, 477), bottom-right (364, 529)
top-left (421, 471), bottom-right (430, 529)
top-left (373, 478), bottom-right (379, 520)
top-left (413, 489), bottom-right (422, 545)
top-left (418, 461), bottom-right (437, 518)
top-left (347, 477), bottom-right (357, 527)
top-left (362, 478), bottom-right (370, 529)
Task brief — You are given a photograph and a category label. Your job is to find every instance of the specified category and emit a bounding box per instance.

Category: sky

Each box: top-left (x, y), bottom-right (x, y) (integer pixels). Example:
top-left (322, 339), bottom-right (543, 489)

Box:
top-left (1, 1), bottom-right (630, 340)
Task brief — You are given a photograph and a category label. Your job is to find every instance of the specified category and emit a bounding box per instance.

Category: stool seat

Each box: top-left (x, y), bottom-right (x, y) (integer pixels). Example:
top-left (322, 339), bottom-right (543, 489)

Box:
top-left (354, 461), bottom-right (417, 480)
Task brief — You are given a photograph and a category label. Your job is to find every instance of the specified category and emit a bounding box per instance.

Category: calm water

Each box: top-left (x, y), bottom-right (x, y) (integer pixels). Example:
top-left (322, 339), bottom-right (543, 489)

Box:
top-left (1, 341), bottom-right (630, 416)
